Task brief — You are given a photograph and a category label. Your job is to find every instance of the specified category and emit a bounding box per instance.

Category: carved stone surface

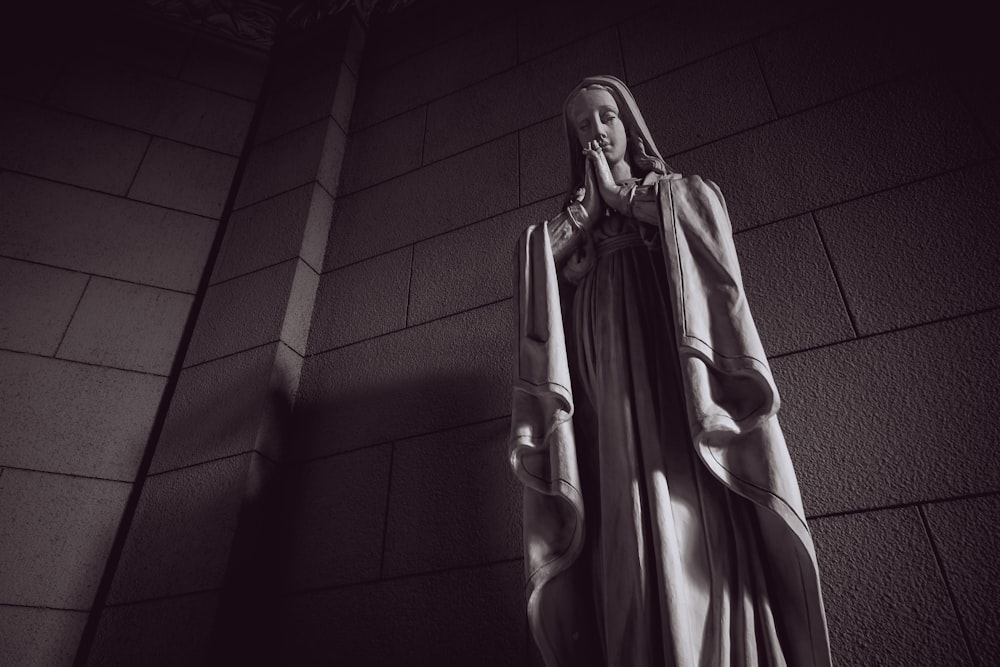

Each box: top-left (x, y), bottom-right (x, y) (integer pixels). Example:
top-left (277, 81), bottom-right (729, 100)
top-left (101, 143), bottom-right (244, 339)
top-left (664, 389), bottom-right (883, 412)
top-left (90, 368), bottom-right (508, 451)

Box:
top-left (139, 0), bottom-right (283, 48)
top-left (287, 0), bottom-right (417, 27)
top-left (131, 0), bottom-right (417, 48)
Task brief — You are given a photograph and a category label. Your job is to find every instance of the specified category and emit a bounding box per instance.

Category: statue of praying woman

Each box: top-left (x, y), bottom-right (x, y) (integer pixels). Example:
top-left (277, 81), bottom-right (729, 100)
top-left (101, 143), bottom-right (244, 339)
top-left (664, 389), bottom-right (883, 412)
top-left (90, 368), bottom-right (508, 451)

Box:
top-left (509, 75), bottom-right (832, 667)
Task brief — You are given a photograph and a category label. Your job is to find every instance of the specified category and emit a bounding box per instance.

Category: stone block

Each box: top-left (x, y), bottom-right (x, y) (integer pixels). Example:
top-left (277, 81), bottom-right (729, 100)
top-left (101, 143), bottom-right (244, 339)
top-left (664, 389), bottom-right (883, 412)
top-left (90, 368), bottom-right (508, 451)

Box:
top-left (185, 259), bottom-right (297, 367)
top-left (423, 29), bottom-right (623, 163)
top-left (89, 592), bottom-right (220, 667)
top-left (0, 469), bottom-right (130, 608)
top-left (152, 344), bottom-right (284, 474)
top-left (294, 300), bottom-right (512, 460)
top-left (57, 277), bottom-right (192, 375)
top-left (0, 173), bottom-right (215, 293)
top-left (382, 418), bottom-right (521, 577)
top-left (91, 18), bottom-right (194, 78)
top-left (330, 62), bottom-right (357, 132)
top-left (0, 606), bottom-right (87, 667)
top-left (48, 57), bottom-right (253, 155)
top-left (279, 261), bottom-right (320, 356)
top-left (0, 99), bottom-right (149, 195)
top-left (255, 67), bottom-right (344, 145)
top-left (299, 185), bottom-right (335, 273)
top-left (755, 5), bottom-right (927, 115)
top-left (734, 214), bottom-right (854, 356)
top-left (516, 0), bottom-right (658, 63)
top-left (181, 38), bottom-right (269, 100)
top-left (519, 116), bottom-right (566, 205)
top-left (339, 106), bottom-right (426, 194)
top-left (352, 17), bottom-right (517, 129)
top-left (631, 45), bottom-right (776, 156)
top-left (0, 351), bottom-right (164, 480)
top-left (129, 138), bottom-right (238, 218)
top-left (278, 561), bottom-right (525, 666)
top-left (325, 135), bottom-right (518, 269)
top-left (0, 44), bottom-right (64, 103)
top-left (316, 117), bottom-right (347, 196)
top-left (408, 196), bottom-right (560, 325)
top-left (816, 162), bottom-right (1000, 335)
top-left (771, 310), bottom-right (1000, 516)
top-left (213, 184), bottom-right (313, 284)
top-left (674, 75), bottom-right (991, 229)
top-left (268, 12), bottom-right (362, 87)
top-left (620, 0), bottom-right (805, 85)
top-left (951, 55), bottom-right (1000, 149)
top-left (108, 454), bottom-right (254, 603)
top-left (924, 494), bottom-right (1000, 666)
top-left (810, 508), bottom-right (970, 666)
top-left (235, 119), bottom-right (332, 209)
top-left (280, 445), bottom-right (391, 591)
top-left (363, 0), bottom-right (510, 74)
top-left (307, 247), bottom-right (411, 353)
top-left (0, 258), bottom-right (88, 356)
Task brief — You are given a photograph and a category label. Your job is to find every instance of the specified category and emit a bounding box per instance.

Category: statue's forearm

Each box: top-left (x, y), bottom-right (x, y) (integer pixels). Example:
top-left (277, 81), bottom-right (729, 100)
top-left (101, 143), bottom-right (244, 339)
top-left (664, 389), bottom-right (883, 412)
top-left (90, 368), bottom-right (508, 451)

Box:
top-left (546, 202), bottom-right (589, 264)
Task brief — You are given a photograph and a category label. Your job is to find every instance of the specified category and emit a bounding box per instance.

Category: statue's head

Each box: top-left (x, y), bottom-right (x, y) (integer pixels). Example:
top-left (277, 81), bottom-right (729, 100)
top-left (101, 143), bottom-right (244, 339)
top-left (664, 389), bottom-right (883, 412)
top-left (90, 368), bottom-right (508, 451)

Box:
top-left (562, 75), bottom-right (670, 199)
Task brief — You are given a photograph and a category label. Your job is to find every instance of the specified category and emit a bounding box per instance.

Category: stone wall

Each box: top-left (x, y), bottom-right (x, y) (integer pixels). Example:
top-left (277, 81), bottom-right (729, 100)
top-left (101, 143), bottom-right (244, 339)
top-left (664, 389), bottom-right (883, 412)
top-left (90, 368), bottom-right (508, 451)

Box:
top-left (0, 7), bottom-right (266, 664)
top-left (280, 0), bottom-right (1000, 665)
top-left (2, 0), bottom-right (998, 664)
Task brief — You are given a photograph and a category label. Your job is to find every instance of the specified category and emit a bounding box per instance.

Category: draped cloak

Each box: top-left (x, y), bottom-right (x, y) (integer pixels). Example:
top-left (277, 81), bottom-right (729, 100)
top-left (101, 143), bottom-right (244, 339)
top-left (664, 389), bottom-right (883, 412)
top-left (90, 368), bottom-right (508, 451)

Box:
top-left (509, 173), bottom-right (832, 666)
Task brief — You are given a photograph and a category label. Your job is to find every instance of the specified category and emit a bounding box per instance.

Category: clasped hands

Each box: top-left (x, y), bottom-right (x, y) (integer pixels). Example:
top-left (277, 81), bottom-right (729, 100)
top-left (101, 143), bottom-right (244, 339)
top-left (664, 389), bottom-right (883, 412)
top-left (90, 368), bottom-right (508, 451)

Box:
top-left (573, 139), bottom-right (633, 227)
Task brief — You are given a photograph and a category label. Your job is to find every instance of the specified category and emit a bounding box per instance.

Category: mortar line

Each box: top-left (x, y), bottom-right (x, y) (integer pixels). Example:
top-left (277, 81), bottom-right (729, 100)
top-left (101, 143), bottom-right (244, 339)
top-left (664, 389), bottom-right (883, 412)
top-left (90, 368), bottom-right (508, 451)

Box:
top-left (52, 276), bottom-right (91, 358)
top-left (145, 449), bottom-right (280, 480)
top-left (378, 442), bottom-right (396, 579)
top-left (290, 413), bottom-right (512, 469)
top-left (0, 464), bottom-right (131, 485)
top-left (731, 156), bottom-right (998, 236)
top-left (179, 339), bottom-right (282, 372)
top-left (0, 345), bottom-right (171, 378)
top-left (125, 135), bottom-right (153, 198)
top-left (208, 256), bottom-right (301, 290)
top-left (285, 556), bottom-right (525, 599)
top-left (0, 256), bottom-right (200, 297)
top-left (806, 489), bottom-right (1000, 521)
top-left (306, 295), bottom-right (511, 358)
top-left (0, 601), bottom-right (90, 613)
top-left (810, 211), bottom-right (860, 338)
top-left (769, 305), bottom-right (1000, 361)
top-left (6, 93), bottom-right (247, 159)
top-left (255, 112), bottom-right (343, 153)
top-left (403, 245), bottom-right (415, 327)
top-left (0, 167), bottom-right (220, 222)
top-left (917, 504), bottom-right (977, 663)
top-left (749, 39), bottom-right (780, 118)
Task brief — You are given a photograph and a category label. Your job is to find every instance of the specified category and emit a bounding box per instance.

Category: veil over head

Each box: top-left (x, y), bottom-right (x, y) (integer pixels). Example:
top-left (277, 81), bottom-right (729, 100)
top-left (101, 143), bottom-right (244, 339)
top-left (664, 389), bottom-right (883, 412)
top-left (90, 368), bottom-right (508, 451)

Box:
top-left (562, 74), bottom-right (673, 200)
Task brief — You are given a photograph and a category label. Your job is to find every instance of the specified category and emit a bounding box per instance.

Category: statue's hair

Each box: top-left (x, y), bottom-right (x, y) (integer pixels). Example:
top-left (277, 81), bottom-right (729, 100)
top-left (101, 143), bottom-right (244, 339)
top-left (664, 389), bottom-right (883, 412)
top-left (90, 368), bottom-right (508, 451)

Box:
top-left (572, 83), bottom-right (668, 179)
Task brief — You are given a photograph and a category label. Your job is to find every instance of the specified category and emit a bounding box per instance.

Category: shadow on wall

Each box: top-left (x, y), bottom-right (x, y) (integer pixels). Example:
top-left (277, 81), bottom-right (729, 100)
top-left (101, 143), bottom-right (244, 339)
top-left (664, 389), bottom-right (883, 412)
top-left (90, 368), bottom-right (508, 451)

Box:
top-left (273, 369), bottom-right (524, 665)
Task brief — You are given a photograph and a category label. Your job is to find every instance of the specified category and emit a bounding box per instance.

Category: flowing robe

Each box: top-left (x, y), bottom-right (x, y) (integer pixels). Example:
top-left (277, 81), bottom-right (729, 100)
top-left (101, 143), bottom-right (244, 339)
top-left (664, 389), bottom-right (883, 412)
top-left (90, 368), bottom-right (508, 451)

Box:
top-left (509, 174), bottom-right (831, 667)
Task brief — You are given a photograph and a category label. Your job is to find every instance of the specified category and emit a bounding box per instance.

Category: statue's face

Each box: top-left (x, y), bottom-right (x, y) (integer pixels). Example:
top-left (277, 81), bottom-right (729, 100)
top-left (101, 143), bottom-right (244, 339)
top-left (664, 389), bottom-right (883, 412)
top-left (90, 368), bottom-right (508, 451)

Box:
top-left (568, 88), bottom-right (628, 167)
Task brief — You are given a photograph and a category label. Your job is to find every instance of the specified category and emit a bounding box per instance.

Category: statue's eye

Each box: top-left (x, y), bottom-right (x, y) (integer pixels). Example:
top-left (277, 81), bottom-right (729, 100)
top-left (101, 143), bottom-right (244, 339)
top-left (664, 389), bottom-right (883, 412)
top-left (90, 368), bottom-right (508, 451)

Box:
top-left (602, 112), bottom-right (618, 122)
